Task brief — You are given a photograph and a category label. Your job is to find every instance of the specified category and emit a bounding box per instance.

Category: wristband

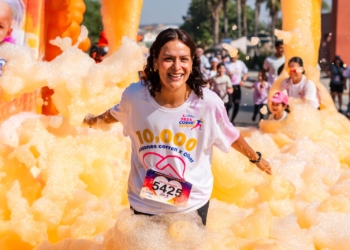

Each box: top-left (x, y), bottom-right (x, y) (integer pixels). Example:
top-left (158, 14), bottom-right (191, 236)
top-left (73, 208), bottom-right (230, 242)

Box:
top-left (249, 151), bottom-right (261, 163)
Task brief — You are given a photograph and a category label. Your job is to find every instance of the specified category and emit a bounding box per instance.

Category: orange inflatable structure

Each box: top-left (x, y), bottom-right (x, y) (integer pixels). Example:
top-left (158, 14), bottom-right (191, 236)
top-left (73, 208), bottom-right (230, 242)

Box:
top-left (0, 0), bottom-right (90, 120)
top-left (42, 0), bottom-right (90, 115)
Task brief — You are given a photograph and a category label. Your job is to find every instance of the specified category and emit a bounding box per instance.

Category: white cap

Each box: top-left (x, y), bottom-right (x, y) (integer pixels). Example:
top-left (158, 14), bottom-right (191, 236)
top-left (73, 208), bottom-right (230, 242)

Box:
top-left (211, 57), bottom-right (219, 63)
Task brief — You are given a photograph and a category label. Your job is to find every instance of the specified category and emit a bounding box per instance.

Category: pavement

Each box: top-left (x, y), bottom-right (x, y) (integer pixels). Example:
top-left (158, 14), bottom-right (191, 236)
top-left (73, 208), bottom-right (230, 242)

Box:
top-left (230, 70), bottom-right (350, 128)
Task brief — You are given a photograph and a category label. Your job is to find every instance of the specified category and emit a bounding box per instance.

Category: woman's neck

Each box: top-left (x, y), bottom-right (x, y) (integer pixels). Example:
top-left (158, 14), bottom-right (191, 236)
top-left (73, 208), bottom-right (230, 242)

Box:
top-left (292, 75), bottom-right (303, 84)
top-left (153, 84), bottom-right (192, 108)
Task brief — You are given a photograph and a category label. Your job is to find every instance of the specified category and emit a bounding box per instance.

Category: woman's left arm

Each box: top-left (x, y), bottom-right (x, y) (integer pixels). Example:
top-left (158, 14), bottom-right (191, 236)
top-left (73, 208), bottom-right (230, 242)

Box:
top-left (231, 134), bottom-right (272, 175)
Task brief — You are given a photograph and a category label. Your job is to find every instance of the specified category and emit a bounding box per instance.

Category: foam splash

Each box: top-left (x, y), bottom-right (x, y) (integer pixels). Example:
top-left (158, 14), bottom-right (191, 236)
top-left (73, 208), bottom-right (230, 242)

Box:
top-left (250, 37), bottom-right (260, 46)
top-left (222, 43), bottom-right (238, 58)
top-left (0, 29), bottom-right (144, 126)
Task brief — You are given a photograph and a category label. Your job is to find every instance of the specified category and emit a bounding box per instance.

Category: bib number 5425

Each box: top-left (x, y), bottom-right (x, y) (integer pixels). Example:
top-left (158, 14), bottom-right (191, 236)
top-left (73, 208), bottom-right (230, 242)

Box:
top-left (152, 176), bottom-right (182, 200)
top-left (153, 180), bottom-right (182, 197)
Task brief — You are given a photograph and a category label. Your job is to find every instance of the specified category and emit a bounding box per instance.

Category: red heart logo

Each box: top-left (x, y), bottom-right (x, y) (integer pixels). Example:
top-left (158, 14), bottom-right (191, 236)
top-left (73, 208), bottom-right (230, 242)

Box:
top-left (143, 152), bottom-right (186, 179)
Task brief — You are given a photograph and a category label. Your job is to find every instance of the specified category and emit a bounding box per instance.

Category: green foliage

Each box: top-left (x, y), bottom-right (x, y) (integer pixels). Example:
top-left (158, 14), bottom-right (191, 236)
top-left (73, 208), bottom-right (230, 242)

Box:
top-left (180, 0), bottom-right (213, 47)
top-left (180, 0), bottom-right (261, 47)
top-left (322, 0), bottom-right (330, 11)
top-left (82, 0), bottom-right (103, 45)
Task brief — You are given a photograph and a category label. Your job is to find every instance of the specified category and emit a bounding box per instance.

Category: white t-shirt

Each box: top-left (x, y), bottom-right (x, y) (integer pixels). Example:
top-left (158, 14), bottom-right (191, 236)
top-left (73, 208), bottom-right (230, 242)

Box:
top-left (212, 74), bottom-right (231, 103)
top-left (226, 60), bottom-right (248, 85)
top-left (208, 70), bottom-right (217, 79)
top-left (268, 111), bottom-right (288, 121)
top-left (110, 81), bottom-right (240, 214)
top-left (263, 55), bottom-right (285, 85)
top-left (280, 75), bottom-right (319, 109)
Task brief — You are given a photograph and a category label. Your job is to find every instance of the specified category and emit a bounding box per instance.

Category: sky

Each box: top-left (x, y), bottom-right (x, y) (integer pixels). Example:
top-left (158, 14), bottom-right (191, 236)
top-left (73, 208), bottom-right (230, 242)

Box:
top-left (140, 0), bottom-right (333, 26)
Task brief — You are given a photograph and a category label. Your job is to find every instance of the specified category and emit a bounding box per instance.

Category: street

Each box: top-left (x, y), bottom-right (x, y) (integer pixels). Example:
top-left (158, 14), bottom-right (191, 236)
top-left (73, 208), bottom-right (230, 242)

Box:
top-left (230, 70), bottom-right (349, 127)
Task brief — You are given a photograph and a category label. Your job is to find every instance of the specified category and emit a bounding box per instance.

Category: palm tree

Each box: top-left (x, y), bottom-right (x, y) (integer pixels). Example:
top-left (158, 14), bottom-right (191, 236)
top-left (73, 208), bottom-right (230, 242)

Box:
top-left (254, 0), bottom-right (265, 37)
top-left (241, 0), bottom-right (248, 37)
top-left (254, 0), bottom-right (265, 55)
top-left (207, 0), bottom-right (223, 46)
top-left (266, 0), bottom-right (281, 46)
top-left (223, 0), bottom-right (229, 38)
top-left (236, 0), bottom-right (242, 37)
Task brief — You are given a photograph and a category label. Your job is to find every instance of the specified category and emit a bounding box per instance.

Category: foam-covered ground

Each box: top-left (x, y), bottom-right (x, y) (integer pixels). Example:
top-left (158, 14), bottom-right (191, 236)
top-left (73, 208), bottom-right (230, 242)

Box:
top-left (1, 104), bottom-right (350, 249)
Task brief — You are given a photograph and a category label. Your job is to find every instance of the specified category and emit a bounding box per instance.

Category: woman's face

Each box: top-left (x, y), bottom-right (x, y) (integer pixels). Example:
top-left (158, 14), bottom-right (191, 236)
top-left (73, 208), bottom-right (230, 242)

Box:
top-left (217, 65), bottom-right (226, 75)
top-left (288, 61), bottom-right (303, 82)
top-left (155, 39), bottom-right (193, 92)
top-left (270, 102), bottom-right (285, 114)
top-left (258, 73), bottom-right (263, 81)
top-left (211, 61), bottom-right (218, 70)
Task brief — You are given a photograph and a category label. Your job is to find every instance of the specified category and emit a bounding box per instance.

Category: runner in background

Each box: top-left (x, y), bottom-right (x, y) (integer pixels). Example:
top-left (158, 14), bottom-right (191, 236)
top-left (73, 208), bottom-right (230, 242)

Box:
top-left (251, 71), bottom-right (269, 121)
top-left (268, 91), bottom-right (289, 121)
top-left (209, 62), bottom-right (233, 115)
top-left (226, 53), bottom-right (248, 125)
top-left (327, 55), bottom-right (346, 113)
top-left (262, 40), bottom-right (285, 86)
top-left (281, 57), bottom-right (319, 109)
top-left (343, 64), bottom-right (350, 117)
top-left (195, 46), bottom-right (210, 78)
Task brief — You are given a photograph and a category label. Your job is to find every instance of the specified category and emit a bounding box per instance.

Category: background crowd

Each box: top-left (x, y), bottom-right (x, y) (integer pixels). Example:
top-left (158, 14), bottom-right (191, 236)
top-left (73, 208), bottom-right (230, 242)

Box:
top-left (90, 31), bottom-right (350, 125)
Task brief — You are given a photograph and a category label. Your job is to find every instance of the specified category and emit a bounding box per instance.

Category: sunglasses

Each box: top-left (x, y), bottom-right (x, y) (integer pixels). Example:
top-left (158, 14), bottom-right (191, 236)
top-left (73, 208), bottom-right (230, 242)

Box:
top-left (287, 67), bottom-right (303, 74)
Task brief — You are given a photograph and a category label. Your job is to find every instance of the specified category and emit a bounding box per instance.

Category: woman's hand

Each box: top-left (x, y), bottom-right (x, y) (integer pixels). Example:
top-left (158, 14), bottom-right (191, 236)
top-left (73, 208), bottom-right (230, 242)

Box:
top-left (255, 158), bottom-right (272, 175)
top-left (83, 114), bottom-right (97, 127)
top-left (227, 87), bottom-right (233, 94)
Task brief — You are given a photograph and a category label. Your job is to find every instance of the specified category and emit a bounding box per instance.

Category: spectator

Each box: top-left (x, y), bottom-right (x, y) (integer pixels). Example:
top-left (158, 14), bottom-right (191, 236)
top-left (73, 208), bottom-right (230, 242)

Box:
top-left (208, 57), bottom-right (220, 78)
top-left (0, 0), bottom-right (13, 77)
top-left (221, 49), bottom-right (230, 62)
top-left (226, 53), bottom-right (248, 125)
top-left (195, 46), bottom-right (210, 77)
top-left (209, 62), bottom-right (233, 114)
top-left (216, 54), bottom-right (222, 63)
top-left (327, 55), bottom-right (346, 112)
top-left (343, 64), bottom-right (350, 116)
top-left (262, 40), bottom-right (285, 86)
top-left (268, 91), bottom-right (289, 121)
top-left (280, 57), bottom-right (319, 109)
top-left (251, 71), bottom-right (269, 121)
top-left (89, 43), bottom-right (107, 63)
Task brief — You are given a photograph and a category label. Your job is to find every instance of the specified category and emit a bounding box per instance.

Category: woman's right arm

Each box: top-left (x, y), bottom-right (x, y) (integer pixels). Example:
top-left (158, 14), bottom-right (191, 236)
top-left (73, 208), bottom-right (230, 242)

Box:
top-left (83, 109), bottom-right (119, 127)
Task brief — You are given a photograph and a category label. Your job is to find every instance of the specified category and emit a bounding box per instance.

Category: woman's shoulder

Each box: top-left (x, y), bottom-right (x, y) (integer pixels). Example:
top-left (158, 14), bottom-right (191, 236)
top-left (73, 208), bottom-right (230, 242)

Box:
top-left (202, 86), bottom-right (222, 101)
top-left (125, 80), bottom-right (145, 91)
top-left (304, 76), bottom-right (315, 86)
top-left (280, 78), bottom-right (290, 87)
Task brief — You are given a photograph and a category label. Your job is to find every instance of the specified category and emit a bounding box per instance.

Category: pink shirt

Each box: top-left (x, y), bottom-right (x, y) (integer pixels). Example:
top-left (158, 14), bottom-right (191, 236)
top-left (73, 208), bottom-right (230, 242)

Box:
top-left (253, 81), bottom-right (268, 105)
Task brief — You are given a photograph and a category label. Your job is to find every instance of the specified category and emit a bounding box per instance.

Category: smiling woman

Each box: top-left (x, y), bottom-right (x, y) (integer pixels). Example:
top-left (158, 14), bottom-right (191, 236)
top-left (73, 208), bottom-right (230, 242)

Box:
top-left (143, 29), bottom-right (205, 107)
top-left (83, 28), bottom-right (271, 226)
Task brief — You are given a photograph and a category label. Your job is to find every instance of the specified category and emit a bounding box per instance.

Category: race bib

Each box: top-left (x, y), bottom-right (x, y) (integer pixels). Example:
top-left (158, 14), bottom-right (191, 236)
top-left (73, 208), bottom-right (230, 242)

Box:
top-left (140, 169), bottom-right (192, 207)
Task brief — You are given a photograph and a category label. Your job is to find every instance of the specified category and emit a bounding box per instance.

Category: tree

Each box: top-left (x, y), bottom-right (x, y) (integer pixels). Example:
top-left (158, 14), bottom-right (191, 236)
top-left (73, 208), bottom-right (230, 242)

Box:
top-left (207, 0), bottom-right (224, 46)
top-left (254, 0), bottom-right (265, 55)
top-left (266, 0), bottom-right (281, 46)
top-left (181, 0), bottom-right (213, 46)
top-left (322, 0), bottom-right (331, 12)
top-left (181, 0), bottom-right (260, 47)
top-left (82, 0), bottom-right (103, 45)
top-left (241, 0), bottom-right (248, 37)
top-left (222, 0), bottom-right (229, 38)
top-left (236, 0), bottom-right (242, 37)
top-left (254, 0), bottom-right (265, 37)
